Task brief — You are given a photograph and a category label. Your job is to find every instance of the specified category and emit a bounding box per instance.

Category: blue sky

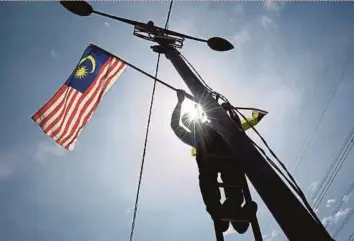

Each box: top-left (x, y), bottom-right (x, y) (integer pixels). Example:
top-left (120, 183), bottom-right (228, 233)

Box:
top-left (0, 1), bottom-right (354, 241)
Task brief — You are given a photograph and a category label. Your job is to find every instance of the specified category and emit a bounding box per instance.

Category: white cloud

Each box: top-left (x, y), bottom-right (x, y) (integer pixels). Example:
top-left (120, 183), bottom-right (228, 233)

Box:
top-left (261, 16), bottom-right (274, 29)
top-left (104, 22), bottom-right (110, 27)
top-left (264, 2), bottom-right (283, 14)
top-left (325, 198), bottom-right (336, 208)
top-left (333, 208), bottom-right (352, 223)
top-left (233, 29), bottom-right (251, 47)
top-left (308, 181), bottom-right (320, 193)
top-left (322, 208), bottom-right (352, 226)
top-left (50, 49), bottom-right (57, 59)
top-left (34, 141), bottom-right (66, 163)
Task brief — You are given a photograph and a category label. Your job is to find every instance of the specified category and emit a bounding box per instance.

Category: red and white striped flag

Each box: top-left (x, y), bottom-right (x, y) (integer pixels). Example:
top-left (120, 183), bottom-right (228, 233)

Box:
top-left (32, 44), bottom-right (126, 151)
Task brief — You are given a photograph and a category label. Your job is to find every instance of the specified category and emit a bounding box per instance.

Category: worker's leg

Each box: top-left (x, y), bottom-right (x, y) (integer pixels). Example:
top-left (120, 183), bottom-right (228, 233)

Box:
top-left (220, 161), bottom-right (244, 205)
top-left (198, 160), bottom-right (229, 232)
top-left (220, 163), bottom-right (250, 234)
top-left (198, 166), bottom-right (222, 217)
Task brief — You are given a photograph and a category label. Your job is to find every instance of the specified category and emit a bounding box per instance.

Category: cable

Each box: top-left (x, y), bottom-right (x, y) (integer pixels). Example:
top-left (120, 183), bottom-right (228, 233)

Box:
top-left (293, 53), bottom-right (354, 174)
top-left (313, 138), bottom-right (354, 210)
top-left (313, 134), bottom-right (354, 210)
top-left (235, 108), bottom-right (324, 225)
top-left (325, 181), bottom-right (354, 229)
top-left (347, 230), bottom-right (354, 241)
top-left (247, 53), bottom-right (353, 236)
top-left (333, 208), bottom-right (353, 238)
top-left (128, 2), bottom-right (173, 241)
top-left (311, 128), bottom-right (354, 208)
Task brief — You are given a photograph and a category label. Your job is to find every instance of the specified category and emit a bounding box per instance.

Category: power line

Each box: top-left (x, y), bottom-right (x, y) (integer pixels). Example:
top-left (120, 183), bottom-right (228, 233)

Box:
top-left (314, 139), bottom-right (353, 210)
top-left (311, 128), bottom-right (354, 207)
top-left (293, 53), bottom-right (354, 174)
top-left (347, 230), bottom-right (354, 241)
top-left (262, 54), bottom-right (354, 236)
top-left (313, 133), bottom-right (354, 210)
top-left (128, 2), bottom-right (174, 241)
top-left (324, 181), bottom-right (354, 231)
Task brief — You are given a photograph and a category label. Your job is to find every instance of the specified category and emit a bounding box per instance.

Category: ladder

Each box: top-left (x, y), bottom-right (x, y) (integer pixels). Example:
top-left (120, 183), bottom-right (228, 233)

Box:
top-left (214, 172), bottom-right (263, 241)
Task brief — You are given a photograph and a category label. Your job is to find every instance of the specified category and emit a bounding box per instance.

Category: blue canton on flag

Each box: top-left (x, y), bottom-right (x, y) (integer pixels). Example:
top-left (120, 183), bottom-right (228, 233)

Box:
top-left (66, 45), bottom-right (113, 93)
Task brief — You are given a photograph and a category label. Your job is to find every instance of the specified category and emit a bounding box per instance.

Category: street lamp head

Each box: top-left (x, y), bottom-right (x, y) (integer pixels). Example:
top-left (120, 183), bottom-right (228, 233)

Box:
top-left (60, 1), bottom-right (93, 17)
top-left (207, 37), bottom-right (234, 52)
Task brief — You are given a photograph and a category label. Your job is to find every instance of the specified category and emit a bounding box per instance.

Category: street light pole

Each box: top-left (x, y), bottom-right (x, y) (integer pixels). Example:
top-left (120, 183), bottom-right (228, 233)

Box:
top-left (162, 46), bottom-right (334, 241)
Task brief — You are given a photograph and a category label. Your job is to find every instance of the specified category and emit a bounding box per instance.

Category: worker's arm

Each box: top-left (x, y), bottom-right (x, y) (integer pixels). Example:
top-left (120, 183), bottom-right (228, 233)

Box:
top-left (170, 90), bottom-right (194, 147)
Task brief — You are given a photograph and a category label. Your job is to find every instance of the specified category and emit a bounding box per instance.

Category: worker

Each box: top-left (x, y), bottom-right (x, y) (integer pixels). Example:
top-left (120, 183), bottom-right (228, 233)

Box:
top-left (170, 89), bottom-right (266, 233)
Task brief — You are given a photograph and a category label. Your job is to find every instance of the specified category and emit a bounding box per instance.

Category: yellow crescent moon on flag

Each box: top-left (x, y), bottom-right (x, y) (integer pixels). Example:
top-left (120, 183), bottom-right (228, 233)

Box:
top-left (79, 55), bottom-right (96, 73)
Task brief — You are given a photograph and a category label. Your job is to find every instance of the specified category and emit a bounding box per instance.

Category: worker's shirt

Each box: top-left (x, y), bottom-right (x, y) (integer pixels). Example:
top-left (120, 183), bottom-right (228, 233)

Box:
top-left (173, 120), bottom-right (233, 159)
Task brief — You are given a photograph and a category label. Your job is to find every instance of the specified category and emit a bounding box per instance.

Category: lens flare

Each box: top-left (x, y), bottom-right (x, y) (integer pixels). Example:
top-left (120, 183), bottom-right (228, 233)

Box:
top-left (181, 100), bottom-right (208, 123)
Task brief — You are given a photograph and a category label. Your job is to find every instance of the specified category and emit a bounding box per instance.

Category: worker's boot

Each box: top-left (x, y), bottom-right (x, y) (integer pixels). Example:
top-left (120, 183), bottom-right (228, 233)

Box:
top-left (232, 201), bottom-right (257, 234)
top-left (221, 198), bottom-right (258, 234)
top-left (213, 217), bottom-right (229, 233)
top-left (207, 204), bottom-right (230, 233)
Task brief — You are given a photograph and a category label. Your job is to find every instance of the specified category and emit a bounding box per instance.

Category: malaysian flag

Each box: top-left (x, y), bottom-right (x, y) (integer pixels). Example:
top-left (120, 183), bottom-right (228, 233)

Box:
top-left (32, 44), bottom-right (127, 151)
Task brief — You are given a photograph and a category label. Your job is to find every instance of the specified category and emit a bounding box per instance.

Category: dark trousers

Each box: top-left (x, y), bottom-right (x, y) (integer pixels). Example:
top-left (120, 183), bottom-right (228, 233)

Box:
top-left (197, 157), bottom-right (245, 218)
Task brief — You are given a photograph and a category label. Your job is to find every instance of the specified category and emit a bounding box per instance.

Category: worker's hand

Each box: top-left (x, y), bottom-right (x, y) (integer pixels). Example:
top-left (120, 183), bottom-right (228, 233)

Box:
top-left (176, 89), bottom-right (185, 103)
top-left (221, 102), bottom-right (232, 110)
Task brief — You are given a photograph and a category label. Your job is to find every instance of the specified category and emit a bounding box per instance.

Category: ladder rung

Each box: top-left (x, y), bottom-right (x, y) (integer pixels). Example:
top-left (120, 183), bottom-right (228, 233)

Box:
top-left (217, 182), bottom-right (239, 188)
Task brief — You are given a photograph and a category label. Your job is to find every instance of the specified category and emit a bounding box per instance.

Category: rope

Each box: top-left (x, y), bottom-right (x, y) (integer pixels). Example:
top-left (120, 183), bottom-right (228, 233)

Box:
top-left (128, 2), bottom-right (174, 241)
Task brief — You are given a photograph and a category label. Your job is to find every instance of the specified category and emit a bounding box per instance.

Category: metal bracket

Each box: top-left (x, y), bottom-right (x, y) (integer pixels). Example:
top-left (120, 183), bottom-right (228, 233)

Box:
top-left (134, 24), bottom-right (184, 49)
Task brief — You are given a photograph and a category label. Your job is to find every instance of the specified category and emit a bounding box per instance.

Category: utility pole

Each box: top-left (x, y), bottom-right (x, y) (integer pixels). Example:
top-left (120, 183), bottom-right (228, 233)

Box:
top-left (158, 45), bottom-right (334, 241)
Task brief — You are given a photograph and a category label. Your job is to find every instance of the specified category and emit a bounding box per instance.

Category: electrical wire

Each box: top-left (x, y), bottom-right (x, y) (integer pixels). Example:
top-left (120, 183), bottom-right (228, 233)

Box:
top-left (293, 53), bottom-right (354, 174)
top-left (325, 181), bottom-right (354, 231)
top-left (313, 135), bottom-right (354, 210)
top-left (128, 2), bottom-right (174, 241)
top-left (312, 128), bottom-right (354, 208)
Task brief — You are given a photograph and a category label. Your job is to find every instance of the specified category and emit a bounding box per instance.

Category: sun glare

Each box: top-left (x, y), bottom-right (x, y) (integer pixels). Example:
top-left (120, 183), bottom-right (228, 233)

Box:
top-left (181, 100), bottom-right (208, 123)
